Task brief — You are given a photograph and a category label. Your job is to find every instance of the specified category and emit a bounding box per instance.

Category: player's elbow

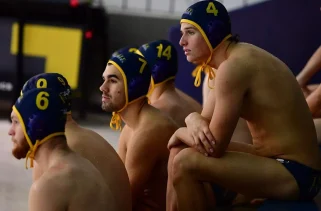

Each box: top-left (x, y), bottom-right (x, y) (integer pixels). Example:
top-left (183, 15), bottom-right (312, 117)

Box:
top-left (212, 139), bottom-right (230, 158)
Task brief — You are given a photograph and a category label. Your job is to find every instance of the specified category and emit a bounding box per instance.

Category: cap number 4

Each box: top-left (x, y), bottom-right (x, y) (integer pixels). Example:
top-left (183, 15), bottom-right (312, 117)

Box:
top-left (206, 2), bottom-right (218, 16)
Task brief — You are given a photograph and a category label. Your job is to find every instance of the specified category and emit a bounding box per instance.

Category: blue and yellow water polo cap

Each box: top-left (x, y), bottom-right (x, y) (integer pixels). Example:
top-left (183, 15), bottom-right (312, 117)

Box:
top-left (108, 50), bottom-right (151, 131)
top-left (112, 45), bottom-right (140, 56)
top-left (13, 88), bottom-right (68, 169)
top-left (181, 0), bottom-right (232, 87)
top-left (137, 40), bottom-right (178, 95)
top-left (21, 73), bottom-right (72, 113)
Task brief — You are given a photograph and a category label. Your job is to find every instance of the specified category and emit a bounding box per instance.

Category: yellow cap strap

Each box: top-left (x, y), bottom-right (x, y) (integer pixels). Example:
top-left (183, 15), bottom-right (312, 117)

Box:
top-left (191, 34), bottom-right (232, 88)
top-left (192, 65), bottom-right (215, 89)
top-left (110, 112), bottom-right (122, 131)
top-left (109, 96), bottom-right (148, 131)
top-left (192, 50), bottom-right (215, 88)
top-left (25, 140), bottom-right (40, 169)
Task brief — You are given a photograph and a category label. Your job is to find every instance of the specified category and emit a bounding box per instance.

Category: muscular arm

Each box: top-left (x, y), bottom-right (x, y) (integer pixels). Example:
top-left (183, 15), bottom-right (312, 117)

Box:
top-left (125, 130), bottom-right (164, 208)
top-left (29, 176), bottom-right (68, 211)
top-left (297, 46), bottom-right (321, 86)
top-left (208, 61), bottom-right (251, 158)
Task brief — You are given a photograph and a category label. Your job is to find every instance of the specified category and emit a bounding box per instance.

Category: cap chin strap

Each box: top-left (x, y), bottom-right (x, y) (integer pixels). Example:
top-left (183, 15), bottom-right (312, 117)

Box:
top-left (25, 132), bottom-right (65, 169)
top-left (110, 96), bottom-right (147, 131)
top-left (192, 34), bottom-right (232, 89)
top-left (110, 105), bottom-right (126, 131)
top-left (25, 140), bottom-right (40, 169)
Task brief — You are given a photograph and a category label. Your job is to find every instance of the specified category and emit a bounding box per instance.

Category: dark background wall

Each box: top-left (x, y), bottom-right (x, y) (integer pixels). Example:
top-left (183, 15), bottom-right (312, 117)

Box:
top-left (106, 14), bottom-right (178, 56)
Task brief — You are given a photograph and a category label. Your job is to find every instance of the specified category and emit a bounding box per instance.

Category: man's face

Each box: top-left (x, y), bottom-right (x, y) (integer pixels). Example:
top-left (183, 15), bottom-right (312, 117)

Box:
top-left (8, 111), bottom-right (29, 159)
top-left (179, 22), bottom-right (211, 65)
top-left (99, 64), bottom-right (126, 112)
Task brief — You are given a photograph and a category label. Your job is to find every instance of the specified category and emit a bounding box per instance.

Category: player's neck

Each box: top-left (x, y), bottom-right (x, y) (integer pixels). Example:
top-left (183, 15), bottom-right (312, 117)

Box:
top-left (150, 82), bottom-right (175, 103)
top-left (65, 114), bottom-right (78, 128)
top-left (34, 136), bottom-right (70, 171)
top-left (66, 114), bottom-right (76, 124)
top-left (208, 40), bottom-right (235, 69)
top-left (120, 98), bottom-right (148, 129)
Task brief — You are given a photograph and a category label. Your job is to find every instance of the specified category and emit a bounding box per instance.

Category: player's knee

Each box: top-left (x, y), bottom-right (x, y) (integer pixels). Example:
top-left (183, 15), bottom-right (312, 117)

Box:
top-left (169, 144), bottom-right (189, 163)
top-left (172, 148), bottom-right (198, 185)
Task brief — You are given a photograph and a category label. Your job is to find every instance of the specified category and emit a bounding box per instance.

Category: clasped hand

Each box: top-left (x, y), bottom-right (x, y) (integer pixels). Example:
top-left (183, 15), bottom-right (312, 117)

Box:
top-left (167, 112), bottom-right (216, 157)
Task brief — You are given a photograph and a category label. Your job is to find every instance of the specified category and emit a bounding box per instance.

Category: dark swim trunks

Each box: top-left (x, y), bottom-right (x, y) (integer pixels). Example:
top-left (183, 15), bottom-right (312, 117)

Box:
top-left (211, 158), bottom-right (321, 206)
top-left (276, 158), bottom-right (321, 200)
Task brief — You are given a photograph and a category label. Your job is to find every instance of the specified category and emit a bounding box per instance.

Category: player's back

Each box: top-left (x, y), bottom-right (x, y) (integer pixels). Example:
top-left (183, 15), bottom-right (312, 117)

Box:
top-left (31, 151), bottom-right (112, 211)
top-left (65, 121), bottom-right (132, 211)
top-left (231, 43), bottom-right (321, 169)
top-left (152, 88), bottom-right (202, 127)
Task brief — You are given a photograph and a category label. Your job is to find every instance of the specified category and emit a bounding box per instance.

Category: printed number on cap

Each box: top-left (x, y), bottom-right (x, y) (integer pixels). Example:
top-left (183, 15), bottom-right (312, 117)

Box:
top-left (57, 77), bottom-right (66, 86)
top-left (206, 2), bottom-right (218, 16)
top-left (156, 44), bottom-right (171, 60)
top-left (138, 57), bottom-right (147, 74)
top-left (36, 78), bottom-right (48, 88)
top-left (36, 91), bottom-right (49, 110)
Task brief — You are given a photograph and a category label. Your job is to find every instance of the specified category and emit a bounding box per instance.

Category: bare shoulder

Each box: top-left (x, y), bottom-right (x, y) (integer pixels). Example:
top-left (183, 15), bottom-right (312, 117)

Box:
top-left (29, 169), bottom-right (72, 210)
top-left (137, 121), bottom-right (176, 142)
top-left (129, 112), bottom-right (177, 150)
top-left (128, 126), bottom-right (171, 159)
top-left (67, 124), bottom-right (112, 147)
top-left (216, 54), bottom-right (255, 89)
top-left (34, 165), bottom-right (75, 189)
top-left (80, 126), bottom-right (108, 140)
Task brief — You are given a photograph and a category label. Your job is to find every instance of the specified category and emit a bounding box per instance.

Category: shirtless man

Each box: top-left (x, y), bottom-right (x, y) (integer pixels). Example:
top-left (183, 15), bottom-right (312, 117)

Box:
top-left (9, 88), bottom-right (110, 211)
top-left (166, 1), bottom-right (321, 210)
top-left (137, 39), bottom-right (202, 127)
top-left (100, 50), bottom-right (178, 211)
top-left (20, 73), bottom-right (131, 211)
